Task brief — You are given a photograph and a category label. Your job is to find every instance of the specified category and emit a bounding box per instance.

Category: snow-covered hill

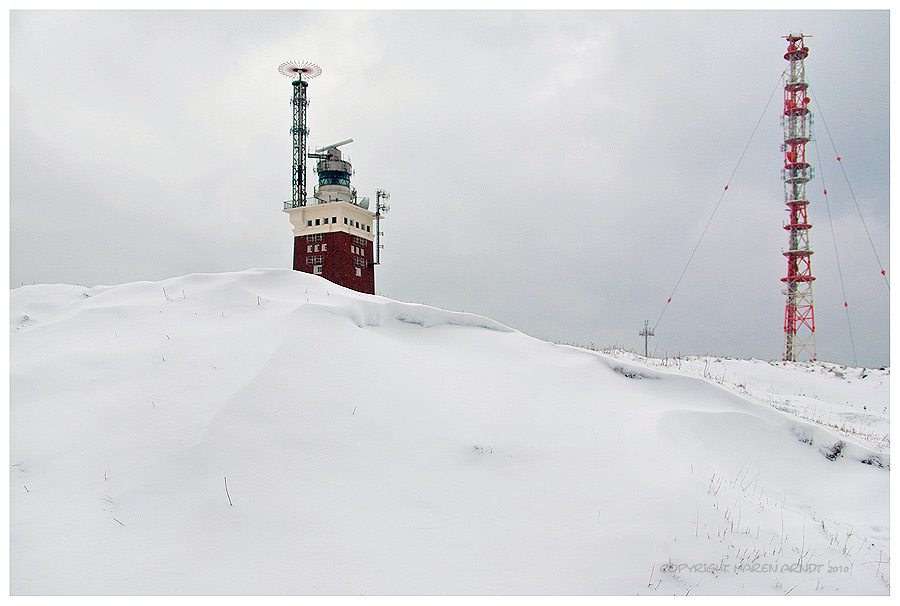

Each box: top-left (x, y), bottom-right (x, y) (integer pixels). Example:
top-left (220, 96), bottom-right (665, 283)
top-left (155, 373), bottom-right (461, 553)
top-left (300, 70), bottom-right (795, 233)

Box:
top-left (9, 269), bottom-right (890, 595)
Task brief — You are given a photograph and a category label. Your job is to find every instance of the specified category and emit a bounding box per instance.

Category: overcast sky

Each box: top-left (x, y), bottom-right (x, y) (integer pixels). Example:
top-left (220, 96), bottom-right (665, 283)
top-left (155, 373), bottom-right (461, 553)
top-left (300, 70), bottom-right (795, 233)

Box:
top-left (9, 10), bottom-right (890, 367)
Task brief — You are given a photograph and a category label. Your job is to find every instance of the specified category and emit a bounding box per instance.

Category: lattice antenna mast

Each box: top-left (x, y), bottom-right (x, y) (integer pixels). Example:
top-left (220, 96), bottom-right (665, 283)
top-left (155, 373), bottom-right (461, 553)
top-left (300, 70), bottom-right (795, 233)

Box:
top-left (279, 61), bottom-right (322, 208)
top-left (780, 35), bottom-right (817, 361)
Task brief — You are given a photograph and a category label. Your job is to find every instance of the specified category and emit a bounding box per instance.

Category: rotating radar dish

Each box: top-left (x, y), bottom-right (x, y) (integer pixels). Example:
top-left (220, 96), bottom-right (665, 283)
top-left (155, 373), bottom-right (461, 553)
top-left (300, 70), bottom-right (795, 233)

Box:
top-left (278, 60), bottom-right (322, 80)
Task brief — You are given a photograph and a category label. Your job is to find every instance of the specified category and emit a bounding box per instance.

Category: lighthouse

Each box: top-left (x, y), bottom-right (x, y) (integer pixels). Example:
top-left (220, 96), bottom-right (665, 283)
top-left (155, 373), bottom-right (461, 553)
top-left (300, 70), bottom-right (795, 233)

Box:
top-left (278, 61), bottom-right (386, 295)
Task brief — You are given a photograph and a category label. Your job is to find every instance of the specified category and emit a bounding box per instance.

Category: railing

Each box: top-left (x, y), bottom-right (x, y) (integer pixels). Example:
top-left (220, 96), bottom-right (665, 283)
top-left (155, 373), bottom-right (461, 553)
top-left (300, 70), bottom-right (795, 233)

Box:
top-left (284, 197), bottom-right (315, 210)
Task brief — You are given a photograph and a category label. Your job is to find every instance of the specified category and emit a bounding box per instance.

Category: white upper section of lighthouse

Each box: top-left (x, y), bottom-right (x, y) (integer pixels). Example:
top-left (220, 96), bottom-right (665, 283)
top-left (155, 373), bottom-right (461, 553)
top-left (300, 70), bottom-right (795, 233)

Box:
top-left (283, 139), bottom-right (376, 241)
top-left (284, 201), bottom-right (375, 241)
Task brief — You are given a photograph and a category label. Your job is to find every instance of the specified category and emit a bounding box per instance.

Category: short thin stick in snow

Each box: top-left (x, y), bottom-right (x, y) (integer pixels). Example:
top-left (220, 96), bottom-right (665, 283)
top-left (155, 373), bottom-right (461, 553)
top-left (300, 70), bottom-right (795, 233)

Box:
top-left (799, 514), bottom-right (805, 565)
top-left (780, 496), bottom-right (785, 545)
top-left (784, 580), bottom-right (803, 595)
top-left (696, 501), bottom-right (699, 536)
top-left (224, 476), bottom-right (233, 506)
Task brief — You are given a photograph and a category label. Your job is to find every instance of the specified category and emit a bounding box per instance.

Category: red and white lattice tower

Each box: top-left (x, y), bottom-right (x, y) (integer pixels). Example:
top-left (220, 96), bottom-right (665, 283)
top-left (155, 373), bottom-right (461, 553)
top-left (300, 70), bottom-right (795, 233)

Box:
top-left (780, 34), bottom-right (816, 361)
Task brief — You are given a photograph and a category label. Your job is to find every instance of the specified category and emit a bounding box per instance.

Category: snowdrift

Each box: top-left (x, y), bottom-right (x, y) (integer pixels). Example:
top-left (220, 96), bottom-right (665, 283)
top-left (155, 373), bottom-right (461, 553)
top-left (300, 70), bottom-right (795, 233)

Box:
top-left (9, 268), bottom-right (890, 595)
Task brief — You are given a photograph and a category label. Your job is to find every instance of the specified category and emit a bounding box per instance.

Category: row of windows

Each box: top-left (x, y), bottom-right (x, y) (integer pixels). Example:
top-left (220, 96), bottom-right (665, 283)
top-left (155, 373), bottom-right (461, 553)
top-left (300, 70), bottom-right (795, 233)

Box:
top-left (319, 175), bottom-right (351, 187)
top-left (306, 234), bottom-right (324, 243)
top-left (307, 243), bottom-right (327, 253)
top-left (310, 264), bottom-right (363, 277)
top-left (308, 217), bottom-right (337, 227)
top-left (306, 216), bottom-right (372, 232)
top-left (306, 255), bottom-right (324, 265)
top-left (353, 257), bottom-right (367, 268)
top-left (352, 235), bottom-right (367, 247)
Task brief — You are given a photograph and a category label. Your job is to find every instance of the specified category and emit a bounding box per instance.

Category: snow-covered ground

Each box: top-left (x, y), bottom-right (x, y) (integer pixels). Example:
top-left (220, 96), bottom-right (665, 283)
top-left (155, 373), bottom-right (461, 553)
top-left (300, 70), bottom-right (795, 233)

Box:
top-left (9, 268), bottom-right (889, 595)
top-left (601, 350), bottom-right (890, 454)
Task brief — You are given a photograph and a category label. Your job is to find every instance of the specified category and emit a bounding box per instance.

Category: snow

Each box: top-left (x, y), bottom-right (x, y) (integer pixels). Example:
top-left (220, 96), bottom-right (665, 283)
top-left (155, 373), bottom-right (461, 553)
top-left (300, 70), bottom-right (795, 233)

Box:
top-left (9, 268), bottom-right (890, 595)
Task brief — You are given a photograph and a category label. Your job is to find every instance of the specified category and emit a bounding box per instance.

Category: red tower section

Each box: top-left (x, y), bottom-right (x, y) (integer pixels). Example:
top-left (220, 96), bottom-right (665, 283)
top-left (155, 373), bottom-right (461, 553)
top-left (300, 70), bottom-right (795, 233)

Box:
top-left (780, 34), bottom-right (816, 361)
top-left (290, 224), bottom-right (375, 294)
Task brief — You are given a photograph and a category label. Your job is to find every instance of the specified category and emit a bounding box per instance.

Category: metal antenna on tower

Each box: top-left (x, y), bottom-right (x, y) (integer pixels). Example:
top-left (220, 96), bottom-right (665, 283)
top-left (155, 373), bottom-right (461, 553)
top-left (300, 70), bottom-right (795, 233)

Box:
top-left (639, 320), bottom-right (655, 358)
top-left (779, 35), bottom-right (817, 362)
top-left (279, 60), bottom-right (322, 208)
top-left (375, 189), bottom-right (391, 265)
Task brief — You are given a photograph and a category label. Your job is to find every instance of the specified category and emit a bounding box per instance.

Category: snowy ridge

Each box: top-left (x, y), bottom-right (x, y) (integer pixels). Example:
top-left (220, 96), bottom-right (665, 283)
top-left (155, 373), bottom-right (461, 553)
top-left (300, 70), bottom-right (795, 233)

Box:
top-left (11, 268), bottom-right (512, 335)
top-left (10, 269), bottom-right (889, 595)
top-left (599, 349), bottom-right (890, 455)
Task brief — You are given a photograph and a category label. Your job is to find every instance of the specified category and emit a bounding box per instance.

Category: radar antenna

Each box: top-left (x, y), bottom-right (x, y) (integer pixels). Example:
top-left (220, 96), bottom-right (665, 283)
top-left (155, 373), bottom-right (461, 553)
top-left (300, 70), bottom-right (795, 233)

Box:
top-left (314, 139), bottom-right (354, 153)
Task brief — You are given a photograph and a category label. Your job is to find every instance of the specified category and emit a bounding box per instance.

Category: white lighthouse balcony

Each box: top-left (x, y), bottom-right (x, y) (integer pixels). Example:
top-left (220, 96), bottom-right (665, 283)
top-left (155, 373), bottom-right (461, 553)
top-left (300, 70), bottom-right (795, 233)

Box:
top-left (284, 199), bottom-right (376, 241)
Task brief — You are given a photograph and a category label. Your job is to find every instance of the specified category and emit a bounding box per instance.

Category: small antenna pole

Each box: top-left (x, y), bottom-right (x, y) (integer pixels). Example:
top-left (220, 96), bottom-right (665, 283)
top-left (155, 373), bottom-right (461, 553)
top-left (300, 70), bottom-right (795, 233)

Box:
top-left (375, 189), bottom-right (391, 265)
top-left (639, 320), bottom-right (655, 358)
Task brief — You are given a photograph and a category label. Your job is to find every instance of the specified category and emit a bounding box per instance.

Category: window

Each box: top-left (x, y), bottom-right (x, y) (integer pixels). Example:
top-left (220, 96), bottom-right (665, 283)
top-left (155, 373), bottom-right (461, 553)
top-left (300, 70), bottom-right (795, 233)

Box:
top-left (314, 244), bottom-right (319, 252)
top-left (355, 221), bottom-right (359, 228)
top-left (332, 216), bottom-right (337, 223)
top-left (367, 225), bottom-right (371, 232)
top-left (307, 220), bottom-right (312, 227)
top-left (315, 219), bottom-right (320, 226)
top-left (355, 268), bottom-right (362, 277)
top-left (322, 243), bottom-right (327, 251)
top-left (307, 245), bottom-right (312, 253)
top-left (323, 218), bottom-right (329, 224)
top-left (344, 218), bottom-right (348, 225)
top-left (318, 170), bottom-right (350, 187)
top-left (314, 265), bottom-right (323, 275)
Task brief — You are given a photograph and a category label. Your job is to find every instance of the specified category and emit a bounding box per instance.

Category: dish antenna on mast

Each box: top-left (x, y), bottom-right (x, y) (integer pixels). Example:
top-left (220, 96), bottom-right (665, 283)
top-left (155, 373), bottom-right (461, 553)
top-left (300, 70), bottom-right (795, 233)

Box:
top-left (278, 60), bottom-right (322, 81)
